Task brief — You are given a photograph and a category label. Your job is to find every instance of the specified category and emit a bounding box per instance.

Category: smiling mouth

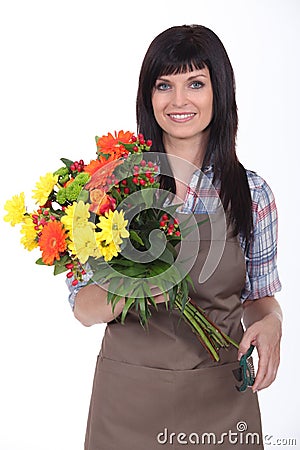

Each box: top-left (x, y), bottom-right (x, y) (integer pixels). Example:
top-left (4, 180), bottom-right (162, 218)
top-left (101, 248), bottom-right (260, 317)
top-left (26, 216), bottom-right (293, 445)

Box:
top-left (168, 113), bottom-right (196, 122)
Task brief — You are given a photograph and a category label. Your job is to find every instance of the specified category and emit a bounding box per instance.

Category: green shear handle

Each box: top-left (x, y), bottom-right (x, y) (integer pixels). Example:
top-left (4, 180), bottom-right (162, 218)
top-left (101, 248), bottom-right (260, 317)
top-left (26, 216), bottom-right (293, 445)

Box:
top-left (235, 344), bottom-right (256, 392)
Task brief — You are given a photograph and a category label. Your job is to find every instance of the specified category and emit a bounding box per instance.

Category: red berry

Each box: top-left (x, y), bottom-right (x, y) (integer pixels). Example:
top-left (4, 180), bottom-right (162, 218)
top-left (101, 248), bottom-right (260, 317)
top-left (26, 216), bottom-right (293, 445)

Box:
top-left (146, 140), bottom-right (152, 147)
top-left (121, 179), bottom-right (127, 186)
top-left (162, 214), bottom-right (169, 221)
top-left (140, 160), bottom-right (146, 167)
top-left (133, 146), bottom-right (139, 152)
top-left (148, 161), bottom-right (153, 168)
top-left (65, 263), bottom-right (74, 269)
top-left (132, 177), bottom-right (139, 184)
top-left (124, 187), bottom-right (130, 194)
top-left (139, 179), bottom-right (146, 186)
top-left (149, 177), bottom-right (155, 183)
top-left (174, 218), bottom-right (179, 225)
top-left (72, 279), bottom-right (79, 286)
top-left (70, 164), bottom-right (76, 171)
top-left (175, 231), bottom-right (181, 236)
top-left (66, 271), bottom-right (73, 278)
top-left (79, 159), bottom-right (84, 165)
top-left (132, 135), bottom-right (137, 142)
top-left (145, 171), bottom-right (152, 178)
top-left (138, 133), bottom-right (144, 140)
top-left (133, 165), bottom-right (139, 172)
top-left (43, 209), bottom-right (49, 216)
top-left (160, 221), bottom-right (166, 227)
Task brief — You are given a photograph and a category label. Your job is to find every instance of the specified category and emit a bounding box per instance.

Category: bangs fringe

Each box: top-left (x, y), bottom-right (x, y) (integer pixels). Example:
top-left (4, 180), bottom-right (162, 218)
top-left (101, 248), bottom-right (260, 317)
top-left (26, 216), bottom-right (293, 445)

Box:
top-left (158, 58), bottom-right (206, 77)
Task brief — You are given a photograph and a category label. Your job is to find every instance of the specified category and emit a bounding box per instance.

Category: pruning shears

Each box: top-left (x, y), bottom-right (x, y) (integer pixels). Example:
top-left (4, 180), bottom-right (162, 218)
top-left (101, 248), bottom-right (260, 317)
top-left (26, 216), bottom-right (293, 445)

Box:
top-left (233, 344), bottom-right (256, 392)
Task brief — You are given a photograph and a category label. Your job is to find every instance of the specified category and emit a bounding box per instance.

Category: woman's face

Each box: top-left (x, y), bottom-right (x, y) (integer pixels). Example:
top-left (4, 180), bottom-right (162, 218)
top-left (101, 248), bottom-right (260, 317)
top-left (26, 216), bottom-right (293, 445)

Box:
top-left (151, 67), bottom-right (213, 142)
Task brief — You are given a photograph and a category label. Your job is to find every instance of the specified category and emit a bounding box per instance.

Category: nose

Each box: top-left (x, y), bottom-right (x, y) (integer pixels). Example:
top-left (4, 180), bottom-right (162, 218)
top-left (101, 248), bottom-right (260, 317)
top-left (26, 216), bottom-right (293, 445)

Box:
top-left (171, 87), bottom-right (188, 107)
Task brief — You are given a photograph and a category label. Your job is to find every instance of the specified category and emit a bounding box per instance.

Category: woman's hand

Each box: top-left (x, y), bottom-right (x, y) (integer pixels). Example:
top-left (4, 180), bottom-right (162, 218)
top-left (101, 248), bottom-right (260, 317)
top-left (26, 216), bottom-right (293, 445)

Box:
top-left (239, 296), bottom-right (283, 393)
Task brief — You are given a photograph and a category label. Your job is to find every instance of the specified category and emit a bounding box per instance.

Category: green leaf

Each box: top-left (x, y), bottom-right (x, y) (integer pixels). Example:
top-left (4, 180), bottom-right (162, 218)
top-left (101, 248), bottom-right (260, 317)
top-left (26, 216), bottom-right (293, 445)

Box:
top-left (141, 188), bottom-right (154, 208)
top-left (53, 254), bottom-right (71, 275)
top-left (129, 230), bottom-right (144, 247)
top-left (60, 158), bottom-right (74, 169)
top-left (121, 297), bottom-right (136, 324)
top-left (35, 257), bottom-right (46, 265)
top-left (53, 263), bottom-right (68, 275)
top-left (158, 245), bottom-right (175, 265)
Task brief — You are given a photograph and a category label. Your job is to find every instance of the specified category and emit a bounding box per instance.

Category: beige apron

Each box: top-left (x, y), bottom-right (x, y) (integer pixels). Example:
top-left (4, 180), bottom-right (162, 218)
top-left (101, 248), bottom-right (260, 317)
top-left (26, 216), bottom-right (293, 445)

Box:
top-left (84, 210), bottom-right (263, 450)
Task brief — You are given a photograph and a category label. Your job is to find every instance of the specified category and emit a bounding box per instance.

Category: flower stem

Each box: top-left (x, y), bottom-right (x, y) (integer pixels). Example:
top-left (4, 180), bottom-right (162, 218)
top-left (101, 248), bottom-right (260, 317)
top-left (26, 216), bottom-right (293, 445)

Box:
top-left (174, 295), bottom-right (239, 361)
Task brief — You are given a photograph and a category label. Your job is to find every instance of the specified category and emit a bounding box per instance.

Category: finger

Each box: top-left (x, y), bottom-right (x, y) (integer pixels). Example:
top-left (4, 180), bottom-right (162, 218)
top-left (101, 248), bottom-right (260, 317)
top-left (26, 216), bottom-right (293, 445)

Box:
top-left (252, 351), bottom-right (269, 392)
top-left (254, 348), bottom-right (280, 391)
top-left (238, 330), bottom-right (256, 360)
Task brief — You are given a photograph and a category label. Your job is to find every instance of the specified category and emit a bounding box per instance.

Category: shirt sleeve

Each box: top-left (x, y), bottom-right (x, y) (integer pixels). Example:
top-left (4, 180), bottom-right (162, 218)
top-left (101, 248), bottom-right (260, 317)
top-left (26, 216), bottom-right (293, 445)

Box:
top-left (65, 263), bottom-right (94, 310)
top-left (241, 178), bottom-right (282, 301)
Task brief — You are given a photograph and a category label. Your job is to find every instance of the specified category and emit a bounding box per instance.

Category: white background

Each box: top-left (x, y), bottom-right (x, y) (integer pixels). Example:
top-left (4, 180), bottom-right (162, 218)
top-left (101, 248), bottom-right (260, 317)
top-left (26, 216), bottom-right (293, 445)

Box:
top-left (0, 0), bottom-right (299, 448)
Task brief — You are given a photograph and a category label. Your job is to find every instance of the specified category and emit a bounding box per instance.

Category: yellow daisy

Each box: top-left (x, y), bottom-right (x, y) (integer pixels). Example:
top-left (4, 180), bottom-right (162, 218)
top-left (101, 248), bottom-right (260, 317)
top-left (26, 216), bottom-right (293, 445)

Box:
top-left (71, 224), bottom-right (100, 263)
top-left (20, 217), bottom-right (39, 251)
top-left (3, 192), bottom-right (26, 226)
top-left (32, 172), bottom-right (58, 206)
top-left (97, 209), bottom-right (129, 246)
top-left (61, 200), bottom-right (93, 237)
top-left (95, 234), bottom-right (121, 262)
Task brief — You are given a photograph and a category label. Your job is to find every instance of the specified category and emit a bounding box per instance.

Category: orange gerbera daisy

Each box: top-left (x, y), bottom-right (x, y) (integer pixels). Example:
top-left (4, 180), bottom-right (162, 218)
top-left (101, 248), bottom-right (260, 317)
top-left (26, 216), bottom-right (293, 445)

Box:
top-left (84, 159), bottom-right (104, 176)
top-left (85, 159), bottom-right (124, 190)
top-left (39, 221), bottom-right (67, 265)
top-left (96, 130), bottom-right (133, 158)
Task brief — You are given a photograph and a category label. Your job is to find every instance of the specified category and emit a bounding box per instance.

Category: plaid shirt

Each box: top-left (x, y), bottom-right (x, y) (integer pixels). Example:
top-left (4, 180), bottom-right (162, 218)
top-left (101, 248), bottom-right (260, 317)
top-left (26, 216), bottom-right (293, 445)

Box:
top-left (67, 166), bottom-right (281, 307)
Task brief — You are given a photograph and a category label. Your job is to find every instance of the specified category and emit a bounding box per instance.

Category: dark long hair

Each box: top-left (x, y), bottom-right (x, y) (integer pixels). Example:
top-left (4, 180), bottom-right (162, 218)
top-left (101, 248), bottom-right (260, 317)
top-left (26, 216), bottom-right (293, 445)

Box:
top-left (136, 24), bottom-right (253, 243)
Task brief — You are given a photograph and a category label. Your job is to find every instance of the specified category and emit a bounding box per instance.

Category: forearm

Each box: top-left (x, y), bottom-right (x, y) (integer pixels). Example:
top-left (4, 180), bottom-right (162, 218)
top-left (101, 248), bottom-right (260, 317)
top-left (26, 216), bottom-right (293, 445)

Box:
top-left (74, 284), bottom-right (125, 327)
top-left (242, 296), bottom-right (283, 329)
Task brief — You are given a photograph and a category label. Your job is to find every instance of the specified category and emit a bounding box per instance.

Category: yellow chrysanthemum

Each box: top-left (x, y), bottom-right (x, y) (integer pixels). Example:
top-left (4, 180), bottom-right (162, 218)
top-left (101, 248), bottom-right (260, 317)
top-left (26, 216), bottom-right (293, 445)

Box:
top-left (71, 225), bottom-right (101, 263)
top-left (3, 192), bottom-right (26, 226)
top-left (61, 200), bottom-right (93, 237)
top-left (20, 217), bottom-right (39, 251)
top-left (32, 172), bottom-right (58, 206)
top-left (95, 235), bottom-right (121, 262)
top-left (97, 209), bottom-right (129, 246)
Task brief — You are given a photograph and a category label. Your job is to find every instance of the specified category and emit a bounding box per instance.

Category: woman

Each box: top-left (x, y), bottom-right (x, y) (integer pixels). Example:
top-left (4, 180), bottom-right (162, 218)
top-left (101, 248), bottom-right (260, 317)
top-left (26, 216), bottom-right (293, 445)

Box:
top-left (68, 25), bottom-right (282, 449)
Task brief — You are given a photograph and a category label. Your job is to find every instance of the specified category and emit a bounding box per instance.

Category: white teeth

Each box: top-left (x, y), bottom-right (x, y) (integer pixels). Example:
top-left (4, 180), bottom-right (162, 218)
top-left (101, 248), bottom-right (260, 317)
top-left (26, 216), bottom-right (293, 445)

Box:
top-left (169, 113), bottom-right (195, 119)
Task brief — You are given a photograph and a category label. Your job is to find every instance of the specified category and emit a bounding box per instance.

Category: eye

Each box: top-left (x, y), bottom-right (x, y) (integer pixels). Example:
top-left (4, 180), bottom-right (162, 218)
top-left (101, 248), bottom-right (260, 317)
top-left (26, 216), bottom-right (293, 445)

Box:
top-left (190, 80), bottom-right (204, 89)
top-left (155, 82), bottom-right (171, 91)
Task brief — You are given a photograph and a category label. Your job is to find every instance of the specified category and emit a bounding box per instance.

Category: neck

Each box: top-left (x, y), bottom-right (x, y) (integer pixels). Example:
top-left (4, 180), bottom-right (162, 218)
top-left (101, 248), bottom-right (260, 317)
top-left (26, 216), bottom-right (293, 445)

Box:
top-left (162, 131), bottom-right (209, 203)
top-left (163, 132), bottom-right (208, 168)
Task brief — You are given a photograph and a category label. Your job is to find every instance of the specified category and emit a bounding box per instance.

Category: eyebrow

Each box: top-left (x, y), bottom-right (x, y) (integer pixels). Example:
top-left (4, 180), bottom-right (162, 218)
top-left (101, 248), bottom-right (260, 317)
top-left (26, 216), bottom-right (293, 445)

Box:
top-left (156, 73), bottom-right (208, 82)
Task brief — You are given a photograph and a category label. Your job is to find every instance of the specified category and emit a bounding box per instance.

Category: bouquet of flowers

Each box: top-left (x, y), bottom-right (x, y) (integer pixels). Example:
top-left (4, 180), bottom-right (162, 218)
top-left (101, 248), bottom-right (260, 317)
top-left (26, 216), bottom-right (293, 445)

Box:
top-left (4, 130), bottom-right (239, 361)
